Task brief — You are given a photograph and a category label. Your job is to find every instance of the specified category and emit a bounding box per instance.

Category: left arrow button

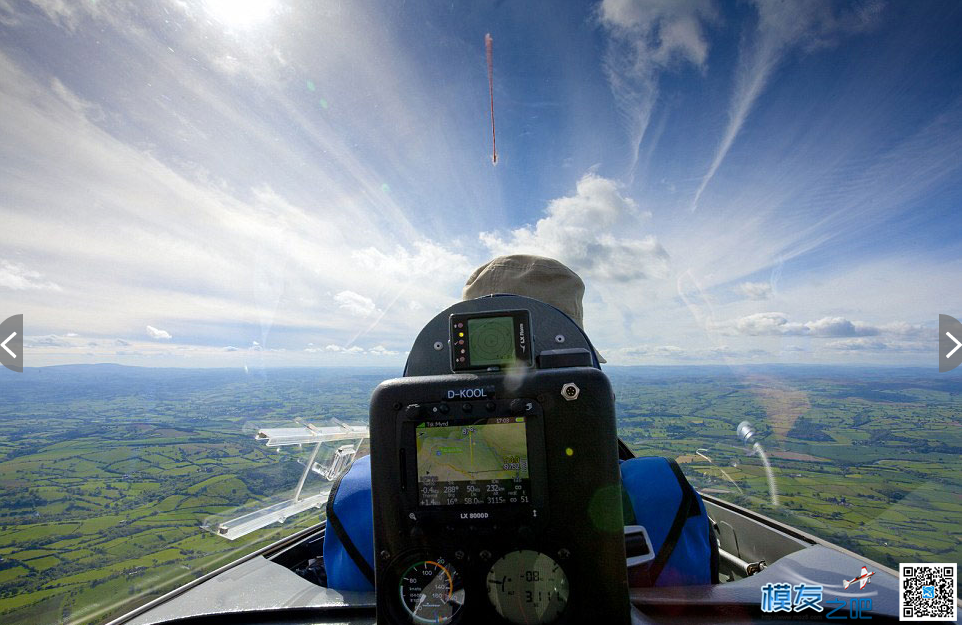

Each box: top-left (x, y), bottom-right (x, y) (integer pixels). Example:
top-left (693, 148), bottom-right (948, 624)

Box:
top-left (0, 315), bottom-right (23, 373)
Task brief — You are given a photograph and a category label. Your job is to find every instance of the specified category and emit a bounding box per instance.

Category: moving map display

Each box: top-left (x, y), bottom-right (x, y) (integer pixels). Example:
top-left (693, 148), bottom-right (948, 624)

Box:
top-left (416, 418), bottom-right (530, 507)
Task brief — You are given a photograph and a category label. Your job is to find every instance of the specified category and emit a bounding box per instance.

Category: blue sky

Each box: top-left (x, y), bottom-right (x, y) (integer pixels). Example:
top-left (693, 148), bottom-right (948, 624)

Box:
top-left (1, 0), bottom-right (961, 367)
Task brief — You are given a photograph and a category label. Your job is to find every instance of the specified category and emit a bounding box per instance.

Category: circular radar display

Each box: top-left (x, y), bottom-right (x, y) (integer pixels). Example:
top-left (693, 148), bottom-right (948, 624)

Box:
top-left (486, 550), bottom-right (569, 624)
top-left (398, 558), bottom-right (465, 624)
top-left (468, 316), bottom-right (514, 366)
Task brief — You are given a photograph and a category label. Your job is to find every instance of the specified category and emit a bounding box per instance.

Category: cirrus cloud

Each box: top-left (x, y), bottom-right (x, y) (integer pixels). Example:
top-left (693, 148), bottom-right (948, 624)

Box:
top-left (735, 281), bottom-right (773, 300)
top-left (0, 259), bottom-right (62, 291)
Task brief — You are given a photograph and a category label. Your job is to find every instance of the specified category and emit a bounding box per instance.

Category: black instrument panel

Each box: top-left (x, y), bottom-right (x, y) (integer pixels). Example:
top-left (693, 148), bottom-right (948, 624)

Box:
top-left (370, 369), bottom-right (628, 624)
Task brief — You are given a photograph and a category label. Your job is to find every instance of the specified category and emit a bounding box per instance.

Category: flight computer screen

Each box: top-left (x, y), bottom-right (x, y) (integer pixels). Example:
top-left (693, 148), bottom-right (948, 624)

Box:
top-left (416, 417), bottom-right (530, 507)
top-left (466, 316), bottom-right (515, 366)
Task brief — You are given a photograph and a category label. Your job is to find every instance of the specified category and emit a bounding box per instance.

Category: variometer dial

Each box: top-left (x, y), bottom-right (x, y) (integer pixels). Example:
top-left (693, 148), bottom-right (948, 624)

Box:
top-left (486, 550), bottom-right (569, 624)
top-left (398, 558), bottom-right (465, 624)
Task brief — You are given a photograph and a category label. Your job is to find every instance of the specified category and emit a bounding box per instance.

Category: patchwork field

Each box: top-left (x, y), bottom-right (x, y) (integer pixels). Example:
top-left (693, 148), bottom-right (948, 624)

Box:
top-left (0, 364), bottom-right (959, 622)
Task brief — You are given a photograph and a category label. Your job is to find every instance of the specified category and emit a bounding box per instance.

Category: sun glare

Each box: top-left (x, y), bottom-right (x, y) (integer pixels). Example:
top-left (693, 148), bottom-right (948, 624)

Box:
top-left (203, 0), bottom-right (277, 29)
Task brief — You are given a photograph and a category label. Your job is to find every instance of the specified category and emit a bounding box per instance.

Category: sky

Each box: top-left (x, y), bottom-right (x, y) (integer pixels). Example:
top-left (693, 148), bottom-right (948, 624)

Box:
top-left (1, 0), bottom-right (961, 368)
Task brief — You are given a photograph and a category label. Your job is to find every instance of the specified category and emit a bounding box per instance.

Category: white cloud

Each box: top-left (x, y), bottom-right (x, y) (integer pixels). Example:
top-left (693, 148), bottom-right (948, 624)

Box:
top-left (146, 325), bottom-right (172, 340)
top-left (598, 0), bottom-right (715, 68)
top-left (351, 241), bottom-right (472, 282)
top-left (721, 312), bottom-right (805, 336)
top-left (597, 0), bottom-right (718, 176)
top-left (480, 173), bottom-right (669, 283)
top-left (691, 0), bottom-right (884, 210)
top-left (620, 344), bottom-right (685, 357)
top-left (879, 321), bottom-right (929, 339)
top-left (23, 334), bottom-right (72, 347)
top-left (323, 344), bottom-right (365, 354)
top-left (334, 291), bottom-right (379, 317)
top-left (604, 343), bottom-right (771, 363)
top-left (735, 281), bottom-right (772, 300)
top-left (716, 312), bottom-right (930, 339)
top-left (369, 345), bottom-right (399, 356)
top-left (223, 346), bottom-right (239, 351)
top-left (824, 338), bottom-right (928, 352)
top-left (806, 317), bottom-right (878, 337)
top-left (0, 259), bottom-right (62, 291)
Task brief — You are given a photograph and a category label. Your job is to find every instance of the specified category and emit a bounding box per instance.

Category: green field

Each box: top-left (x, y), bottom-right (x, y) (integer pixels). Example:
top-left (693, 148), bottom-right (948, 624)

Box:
top-left (0, 364), bottom-right (959, 622)
top-left (0, 366), bottom-right (387, 624)
top-left (608, 366), bottom-right (962, 574)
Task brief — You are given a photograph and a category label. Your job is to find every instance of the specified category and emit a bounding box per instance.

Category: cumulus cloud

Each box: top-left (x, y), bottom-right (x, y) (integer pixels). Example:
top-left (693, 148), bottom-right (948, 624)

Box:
top-left (0, 259), bottom-right (62, 291)
top-left (146, 325), bottom-right (172, 340)
top-left (23, 334), bottom-right (72, 347)
top-left (879, 321), bottom-right (928, 338)
top-left (369, 345), bottom-right (399, 356)
top-left (334, 291), bottom-right (379, 317)
top-left (717, 313), bottom-right (929, 338)
top-left (480, 173), bottom-right (669, 282)
top-left (605, 343), bottom-right (771, 362)
top-left (620, 344), bottom-right (685, 358)
top-left (597, 0), bottom-right (719, 175)
top-left (735, 281), bottom-right (772, 300)
top-left (825, 338), bottom-right (928, 352)
top-left (223, 346), bottom-right (239, 351)
top-left (323, 344), bottom-right (365, 354)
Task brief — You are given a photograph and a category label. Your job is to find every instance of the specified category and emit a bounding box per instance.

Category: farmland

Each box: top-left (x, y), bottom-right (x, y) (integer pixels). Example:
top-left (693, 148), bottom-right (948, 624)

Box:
top-left (0, 365), bottom-right (389, 624)
top-left (0, 364), bottom-right (960, 622)
top-left (609, 366), bottom-right (962, 572)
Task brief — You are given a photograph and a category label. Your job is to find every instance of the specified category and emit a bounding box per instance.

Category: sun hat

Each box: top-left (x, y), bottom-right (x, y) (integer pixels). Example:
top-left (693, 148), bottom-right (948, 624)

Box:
top-left (462, 254), bottom-right (606, 363)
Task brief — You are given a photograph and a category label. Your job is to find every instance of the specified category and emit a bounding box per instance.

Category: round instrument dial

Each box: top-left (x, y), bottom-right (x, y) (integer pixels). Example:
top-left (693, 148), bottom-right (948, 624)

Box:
top-left (398, 558), bottom-right (465, 624)
top-left (485, 550), bottom-right (569, 624)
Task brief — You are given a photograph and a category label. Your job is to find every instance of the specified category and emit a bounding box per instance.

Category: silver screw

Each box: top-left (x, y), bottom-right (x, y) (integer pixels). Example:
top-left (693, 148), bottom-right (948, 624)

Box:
top-left (555, 334), bottom-right (565, 343)
top-left (433, 341), bottom-right (443, 351)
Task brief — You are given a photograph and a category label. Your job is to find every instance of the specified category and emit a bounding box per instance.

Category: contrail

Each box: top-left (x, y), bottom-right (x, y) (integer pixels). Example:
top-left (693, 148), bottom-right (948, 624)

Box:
top-left (486, 33), bottom-right (497, 165)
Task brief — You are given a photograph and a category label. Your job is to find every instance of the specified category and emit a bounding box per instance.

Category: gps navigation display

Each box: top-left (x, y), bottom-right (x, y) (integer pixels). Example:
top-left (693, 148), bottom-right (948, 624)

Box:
top-left (416, 418), bottom-right (530, 507)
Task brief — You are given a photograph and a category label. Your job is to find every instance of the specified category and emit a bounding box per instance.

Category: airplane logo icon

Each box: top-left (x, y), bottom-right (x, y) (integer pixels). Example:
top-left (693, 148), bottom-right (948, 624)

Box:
top-left (843, 566), bottom-right (875, 590)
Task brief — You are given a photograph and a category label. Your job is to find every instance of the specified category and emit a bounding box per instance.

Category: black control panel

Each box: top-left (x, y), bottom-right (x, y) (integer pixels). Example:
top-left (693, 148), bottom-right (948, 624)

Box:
top-left (371, 369), bottom-right (629, 624)
top-left (372, 296), bottom-right (628, 624)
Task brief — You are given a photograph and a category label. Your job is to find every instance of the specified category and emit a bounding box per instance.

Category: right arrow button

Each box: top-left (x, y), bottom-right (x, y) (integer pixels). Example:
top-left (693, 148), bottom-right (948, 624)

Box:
top-left (939, 314), bottom-right (962, 373)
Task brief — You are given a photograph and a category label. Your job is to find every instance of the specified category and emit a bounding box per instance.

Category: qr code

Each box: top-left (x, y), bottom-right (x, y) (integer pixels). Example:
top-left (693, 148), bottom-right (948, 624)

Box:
top-left (899, 562), bottom-right (957, 621)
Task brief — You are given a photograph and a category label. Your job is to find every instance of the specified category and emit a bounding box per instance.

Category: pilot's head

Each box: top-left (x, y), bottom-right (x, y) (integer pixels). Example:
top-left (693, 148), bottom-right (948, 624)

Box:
top-left (462, 254), bottom-right (605, 363)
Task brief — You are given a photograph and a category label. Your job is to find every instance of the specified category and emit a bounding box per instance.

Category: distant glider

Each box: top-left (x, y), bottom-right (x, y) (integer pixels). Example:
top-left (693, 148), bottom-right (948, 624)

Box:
top-left (843, 566), bottom-right (875, 590)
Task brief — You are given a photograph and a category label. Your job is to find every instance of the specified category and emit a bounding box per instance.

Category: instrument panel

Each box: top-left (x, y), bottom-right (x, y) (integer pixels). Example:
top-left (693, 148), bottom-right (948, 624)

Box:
top-left (394, 551), bottom-right (571, 625)
top-left (372, 299), bottom-right (628, 624)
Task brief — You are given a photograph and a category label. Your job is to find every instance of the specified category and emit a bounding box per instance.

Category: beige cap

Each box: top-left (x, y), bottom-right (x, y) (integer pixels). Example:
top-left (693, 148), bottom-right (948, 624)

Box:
top-left (462, 254), bottom-right (605, 363)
